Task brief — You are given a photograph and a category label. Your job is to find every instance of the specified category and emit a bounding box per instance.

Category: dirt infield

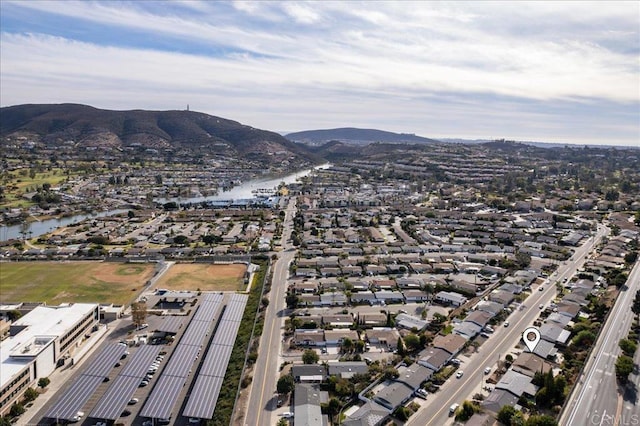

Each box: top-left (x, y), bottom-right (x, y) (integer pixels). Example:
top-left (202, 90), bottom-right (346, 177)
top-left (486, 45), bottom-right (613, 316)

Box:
top-left (154, 263), bottom-right (247, 291)
top-left (0, 261), bottom-right (155, 304)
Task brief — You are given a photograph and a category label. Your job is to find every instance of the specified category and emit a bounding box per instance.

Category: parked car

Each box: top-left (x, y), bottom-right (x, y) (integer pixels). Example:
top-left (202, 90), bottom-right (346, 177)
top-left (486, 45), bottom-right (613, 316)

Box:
top-left (484, 367), bottom-right (491, 375)
top-left (456, 370), bottom-right (464, 378)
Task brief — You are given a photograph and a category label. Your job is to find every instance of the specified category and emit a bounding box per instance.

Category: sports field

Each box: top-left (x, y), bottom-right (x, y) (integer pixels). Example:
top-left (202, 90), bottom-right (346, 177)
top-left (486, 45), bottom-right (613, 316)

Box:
top-left (0, 261), bottom-right (155, 304)
top-left (154, 263), bottom-right (247, 291)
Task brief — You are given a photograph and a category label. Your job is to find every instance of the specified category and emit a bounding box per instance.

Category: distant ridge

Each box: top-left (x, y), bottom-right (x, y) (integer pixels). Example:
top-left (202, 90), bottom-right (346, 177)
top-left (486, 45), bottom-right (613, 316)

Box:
top-left (1, 103), bottom-right (318, 164)
top-left (286, 127), bottom-right (439, 145)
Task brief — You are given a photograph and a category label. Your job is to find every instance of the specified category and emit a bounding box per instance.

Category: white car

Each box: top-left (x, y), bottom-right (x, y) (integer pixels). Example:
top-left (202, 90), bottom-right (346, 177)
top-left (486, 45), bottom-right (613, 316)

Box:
top-left (456, 371), bottom-right (464, 378)
top-left (280, 412), bottom-right (294, 418)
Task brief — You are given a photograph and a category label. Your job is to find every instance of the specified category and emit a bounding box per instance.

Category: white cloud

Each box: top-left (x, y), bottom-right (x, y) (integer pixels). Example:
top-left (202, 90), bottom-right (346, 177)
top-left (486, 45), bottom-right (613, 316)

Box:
top-left (1, 1), bottom-right (638, 145)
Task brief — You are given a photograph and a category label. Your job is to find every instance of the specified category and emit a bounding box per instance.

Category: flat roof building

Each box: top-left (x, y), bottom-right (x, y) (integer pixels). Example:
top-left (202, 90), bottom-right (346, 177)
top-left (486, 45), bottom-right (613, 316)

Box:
top-left (1, 303), bottom-right (99, 415)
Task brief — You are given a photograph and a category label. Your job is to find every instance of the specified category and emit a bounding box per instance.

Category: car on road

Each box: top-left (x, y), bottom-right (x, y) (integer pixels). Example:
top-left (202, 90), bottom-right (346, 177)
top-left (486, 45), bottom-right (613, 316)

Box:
top-left (484, 367), bottom-right (491, 375)
top-left (280, 412), bottom-right (294, 418)
top-left (539, 304), bottom-right (544, 309)
top-left (449, 403), bottom-right (459, 415)
top-left (456, 370), bottom-right (464, 378)
top-left (539, 286), bottom-right (544, 291)
top-left (504, 321), bottom-right (510, 327)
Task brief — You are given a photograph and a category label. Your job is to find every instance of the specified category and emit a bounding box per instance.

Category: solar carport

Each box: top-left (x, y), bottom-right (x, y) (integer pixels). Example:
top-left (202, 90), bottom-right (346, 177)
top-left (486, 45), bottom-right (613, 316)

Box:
top-left (44, 343), bottom-right (126, 422)
top-left (139, 293), bottom-right (224, 421)
top-left (183, 293), bottom-right (248, 419)
top-left (90, 345), bottom-right (162, 420)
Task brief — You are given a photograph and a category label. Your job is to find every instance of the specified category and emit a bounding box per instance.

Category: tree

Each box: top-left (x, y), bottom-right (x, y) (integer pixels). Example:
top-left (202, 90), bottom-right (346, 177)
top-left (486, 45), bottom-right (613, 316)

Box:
top-left (6, 310), bottom-right (21, 321)
top-left (327, 397), bottom-right (341, 417)
top-left (277, 375), bottom-right (295, 394)
top-left (524, 414), bottom-right (558, 426)
top-left (38, 377), bottom-right (50, 388)
top-left (396, 337), bottom-right (406, 356)
top-left (625, 251), bottom-right (638, 264)
top-left (127, 210), bottom-right (135, 219)
top-left (9, 403), bottom-right (24, 417)
top-left (432, 313), bottom-right (447, 324)
top-left (394, 406), bottom-right (410, 421)
top-left (383, 366), bottom-right (399, 380)
top-left (202, 234), bottom-right (222, 246)
top-left (632, 290), bottom-right (640, 323)
top-left (302, 349), bottom-right (319, 364)
top-left (286, 293), bottom-right (299, 309)
top-left (172, 234), bottom-right (189, 246)
top-left (615, 354), bottom-right (634, 382)
top-left (572, 330), bottom-right (596, 347)
top-left (23, 387), bottom-right (38, 402)
top-left (619, 339), bottom-right (638, 357)
top-left (515, 251), bottom-right (532, 268)
top-left (455, 400), bottom-right (479, 422)
top-left (276, 419), bottom-right (288, 426)
top-left (511, 411), bottom-right (525, 426)
top-left (341, 337), bottom-right (354, 353)
top-left (131, 302), bottom-right (147, 328)
top-left (403, 333), bottom-right (421, 352)
top-left (497, 405), bottom-right (517, 425)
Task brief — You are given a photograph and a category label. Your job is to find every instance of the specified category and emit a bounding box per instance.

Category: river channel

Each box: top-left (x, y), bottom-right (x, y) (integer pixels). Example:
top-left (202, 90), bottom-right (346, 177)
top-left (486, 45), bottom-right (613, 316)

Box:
top-left (0, 164), bottom-right (329, 242)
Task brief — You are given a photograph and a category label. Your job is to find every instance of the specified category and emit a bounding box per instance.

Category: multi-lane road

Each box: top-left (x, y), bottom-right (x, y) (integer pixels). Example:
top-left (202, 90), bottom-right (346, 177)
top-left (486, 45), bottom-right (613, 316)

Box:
top-left (408, 223), bottom-right (609, 426)
top-left (561, 258), bottom-right (640, 426)
top-left (245, 198), bottom-right (297, 426)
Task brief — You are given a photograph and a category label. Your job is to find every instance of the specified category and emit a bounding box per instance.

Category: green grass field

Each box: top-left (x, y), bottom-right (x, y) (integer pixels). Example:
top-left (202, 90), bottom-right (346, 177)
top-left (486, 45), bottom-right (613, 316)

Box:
top-left (0, 261), bottom-right (155, 304)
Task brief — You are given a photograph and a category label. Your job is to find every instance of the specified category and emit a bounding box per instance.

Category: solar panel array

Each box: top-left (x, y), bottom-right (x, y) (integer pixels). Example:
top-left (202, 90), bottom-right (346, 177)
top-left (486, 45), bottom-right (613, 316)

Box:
top-left (140, 293), bottom-right (224, 420)
top-left (155, 315), bottom-right (185, 334)
top-left (45, 343), bottom-right (126, 421)
top-left (183, 293), bottom-right (248, 419)
top-left (90, 345), bottom-right (162, 420)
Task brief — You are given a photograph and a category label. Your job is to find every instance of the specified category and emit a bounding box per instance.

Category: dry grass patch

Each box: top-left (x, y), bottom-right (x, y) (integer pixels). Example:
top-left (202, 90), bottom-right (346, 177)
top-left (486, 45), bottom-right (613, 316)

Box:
top-left (155, 263), bottom-right (247, 291)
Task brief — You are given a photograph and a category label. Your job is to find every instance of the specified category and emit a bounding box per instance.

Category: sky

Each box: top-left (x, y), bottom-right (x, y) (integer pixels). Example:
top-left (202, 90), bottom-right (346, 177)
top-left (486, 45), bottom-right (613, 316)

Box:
top-left (1, 1), bottom-right (639, 146)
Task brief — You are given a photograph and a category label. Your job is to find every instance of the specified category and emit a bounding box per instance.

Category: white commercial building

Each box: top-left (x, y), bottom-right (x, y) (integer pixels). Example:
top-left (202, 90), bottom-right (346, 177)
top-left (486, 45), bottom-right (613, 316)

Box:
top-left (0, 303), bottom-right (99, 415)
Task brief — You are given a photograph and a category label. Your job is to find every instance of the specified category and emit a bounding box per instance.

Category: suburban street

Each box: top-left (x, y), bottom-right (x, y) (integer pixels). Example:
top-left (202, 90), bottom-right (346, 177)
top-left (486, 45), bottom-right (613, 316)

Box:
top-left (408, 223), bottom-right (608, 426)
top-left (561, 258), bottom-right (640, 426)
top-left (245, 197), bottom-right (297, 426)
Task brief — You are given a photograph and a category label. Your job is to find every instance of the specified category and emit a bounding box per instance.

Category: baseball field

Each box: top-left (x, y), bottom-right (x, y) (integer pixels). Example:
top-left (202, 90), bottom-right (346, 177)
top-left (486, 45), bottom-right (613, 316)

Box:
top-left (153, 263), bottom-right (247, 292)
top-left (0, 261), bottom-right (155, 305)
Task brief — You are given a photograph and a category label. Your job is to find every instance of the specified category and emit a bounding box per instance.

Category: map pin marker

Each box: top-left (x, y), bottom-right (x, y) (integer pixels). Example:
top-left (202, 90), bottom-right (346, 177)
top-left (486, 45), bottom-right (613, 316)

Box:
top-left (523, 327), bottom-right (541, 352)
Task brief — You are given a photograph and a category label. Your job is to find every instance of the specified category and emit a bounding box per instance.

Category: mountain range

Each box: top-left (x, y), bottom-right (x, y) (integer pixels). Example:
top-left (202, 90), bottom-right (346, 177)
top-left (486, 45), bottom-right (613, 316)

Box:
top-left (285, 127), bottom-right (439, 145)
top-left (0, 103), bottom-right (316, 164)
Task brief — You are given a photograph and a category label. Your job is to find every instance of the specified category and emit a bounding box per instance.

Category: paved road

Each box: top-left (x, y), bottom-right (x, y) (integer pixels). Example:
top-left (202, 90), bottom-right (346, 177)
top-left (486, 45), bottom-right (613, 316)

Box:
top-left (408, 224), bottom-right (608, 426)
top-left (561, 259), bottom-right (640, 426)
top-left (245, 198), bottom-right (297, 426)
